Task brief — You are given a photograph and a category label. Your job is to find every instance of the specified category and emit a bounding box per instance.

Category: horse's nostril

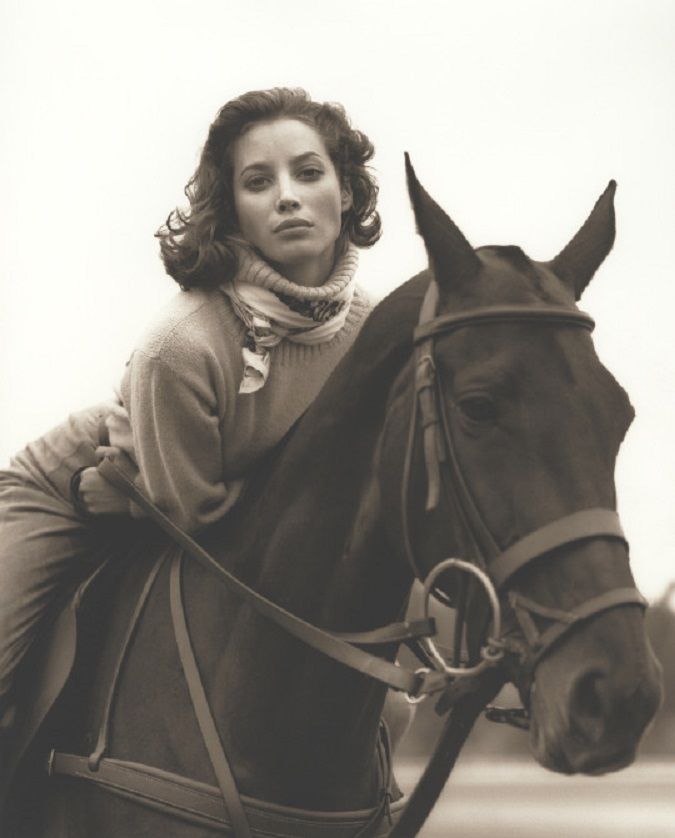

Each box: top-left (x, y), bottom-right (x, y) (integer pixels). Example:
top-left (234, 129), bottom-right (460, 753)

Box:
top-left (568, 669), bottom-right (608, 742)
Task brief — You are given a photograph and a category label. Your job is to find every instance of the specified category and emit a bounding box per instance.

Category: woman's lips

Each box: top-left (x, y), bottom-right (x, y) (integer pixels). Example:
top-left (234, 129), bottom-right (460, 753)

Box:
top-left (274, 218), bottom-right (312, 233)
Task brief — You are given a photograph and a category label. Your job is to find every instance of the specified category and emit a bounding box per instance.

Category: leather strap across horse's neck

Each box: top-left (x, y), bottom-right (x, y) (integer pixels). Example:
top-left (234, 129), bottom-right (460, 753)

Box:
top-left (96, 456), bottom-right (447, 701)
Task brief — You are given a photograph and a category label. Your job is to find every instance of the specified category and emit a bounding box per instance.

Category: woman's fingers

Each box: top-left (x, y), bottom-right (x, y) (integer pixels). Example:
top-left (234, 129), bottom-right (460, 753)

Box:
top-left (78, 467), bottom-right (128, 515)
top-left (95, 445), bottom-right (121, 463)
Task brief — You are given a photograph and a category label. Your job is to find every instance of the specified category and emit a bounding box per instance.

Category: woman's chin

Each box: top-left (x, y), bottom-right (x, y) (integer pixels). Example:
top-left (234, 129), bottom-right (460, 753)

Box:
top-left (267, 241), bottom-right (338, 285)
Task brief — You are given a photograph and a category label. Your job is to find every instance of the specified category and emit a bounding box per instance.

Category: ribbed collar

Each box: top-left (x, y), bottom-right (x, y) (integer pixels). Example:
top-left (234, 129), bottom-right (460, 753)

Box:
top-left (231, 243), bottom-right (359, 301)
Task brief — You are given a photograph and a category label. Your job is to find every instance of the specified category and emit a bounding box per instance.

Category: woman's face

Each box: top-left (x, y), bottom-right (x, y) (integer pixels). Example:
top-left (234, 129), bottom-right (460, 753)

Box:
top-left (231, 118), bottom-right (351, 286)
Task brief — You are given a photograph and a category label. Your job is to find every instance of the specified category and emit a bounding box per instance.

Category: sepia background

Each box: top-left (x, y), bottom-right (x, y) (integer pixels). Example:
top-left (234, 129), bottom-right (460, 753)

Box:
top-left (2, 1), bottom-right (674, 835)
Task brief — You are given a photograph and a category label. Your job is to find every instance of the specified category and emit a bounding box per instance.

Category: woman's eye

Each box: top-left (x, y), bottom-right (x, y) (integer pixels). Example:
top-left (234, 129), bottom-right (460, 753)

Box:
top-left (457, 395), bottom-right (498, 424)
top-left (245, 176), bottom-right (269, 191)
top-left (298, 167), bottom-right (322, 181)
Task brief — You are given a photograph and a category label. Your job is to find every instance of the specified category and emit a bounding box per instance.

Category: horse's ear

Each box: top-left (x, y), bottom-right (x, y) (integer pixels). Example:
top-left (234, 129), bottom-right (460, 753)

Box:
top-left (405, 153), bottom-right (481, 289)
top-left (548, 181), bottom-right (617, 300)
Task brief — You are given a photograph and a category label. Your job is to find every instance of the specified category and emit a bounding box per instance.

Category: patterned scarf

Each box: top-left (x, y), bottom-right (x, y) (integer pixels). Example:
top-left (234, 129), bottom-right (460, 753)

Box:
top-left (221, 244), bottom-right (359, 393)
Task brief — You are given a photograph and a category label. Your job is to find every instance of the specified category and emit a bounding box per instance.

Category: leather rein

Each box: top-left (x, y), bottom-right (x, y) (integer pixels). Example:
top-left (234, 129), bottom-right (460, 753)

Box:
top-left (47, 280), bottom-right (647, 837)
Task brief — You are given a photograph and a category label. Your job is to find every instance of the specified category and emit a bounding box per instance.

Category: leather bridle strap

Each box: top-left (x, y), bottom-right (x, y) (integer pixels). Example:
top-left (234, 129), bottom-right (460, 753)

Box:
top-left (406, 280), bottom-right (646, 675)
top-left (489, 508), bottom-right (626, 589)
top-left (510, 586), bottom-right (647, 669)
top-left (97, 457), bottom-right (446, 700)
top-left (414, 304), bottom-right (596, 342)
top-left (388, 665), bottom-right (507, 837)
top-left (47, 752), bottom-right (403, 836)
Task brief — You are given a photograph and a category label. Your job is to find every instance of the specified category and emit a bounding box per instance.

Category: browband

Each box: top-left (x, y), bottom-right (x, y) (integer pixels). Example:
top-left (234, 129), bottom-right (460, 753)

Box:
top-left (414, 305), bottom-right (595, 343)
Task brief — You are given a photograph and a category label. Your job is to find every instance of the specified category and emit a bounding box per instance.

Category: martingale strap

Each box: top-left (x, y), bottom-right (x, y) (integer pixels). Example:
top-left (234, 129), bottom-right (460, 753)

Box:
top-left (88, 549), bottom-right (169, 770)
top-left (169, 553), bottom-right (252, 838)
top-left (48, 535), bottom-right (407, 837)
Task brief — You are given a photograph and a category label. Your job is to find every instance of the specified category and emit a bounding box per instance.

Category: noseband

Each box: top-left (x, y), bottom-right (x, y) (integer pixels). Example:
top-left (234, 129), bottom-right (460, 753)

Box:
top-left (403, 280), bottom-right (646, 685)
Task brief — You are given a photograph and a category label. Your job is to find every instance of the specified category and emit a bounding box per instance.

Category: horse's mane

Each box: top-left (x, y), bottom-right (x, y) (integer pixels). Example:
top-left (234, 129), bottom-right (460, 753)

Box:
top-left (203, 271), bottom-right (430, 565)
top-left (298, 270), bottom-right (430, 431)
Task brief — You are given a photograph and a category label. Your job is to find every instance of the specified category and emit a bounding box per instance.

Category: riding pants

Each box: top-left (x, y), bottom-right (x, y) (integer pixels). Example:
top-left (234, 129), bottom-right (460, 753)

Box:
top-left (0, 404), bottom-right (117, 714)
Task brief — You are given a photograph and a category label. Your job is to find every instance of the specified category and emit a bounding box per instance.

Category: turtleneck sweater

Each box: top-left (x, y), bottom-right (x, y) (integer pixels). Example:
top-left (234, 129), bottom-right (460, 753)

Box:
top-left (109, 249), bottom-right (372, 534)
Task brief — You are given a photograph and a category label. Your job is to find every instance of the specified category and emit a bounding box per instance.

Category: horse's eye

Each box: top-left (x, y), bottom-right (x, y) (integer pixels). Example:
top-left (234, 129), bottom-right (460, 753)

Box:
top-left (457, 395), bottom-right (498, 424)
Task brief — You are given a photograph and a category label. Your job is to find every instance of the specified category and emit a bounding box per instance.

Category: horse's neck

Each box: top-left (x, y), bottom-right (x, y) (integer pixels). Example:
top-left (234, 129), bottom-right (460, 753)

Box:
top-left (198, 283), bottom-right (425, 808)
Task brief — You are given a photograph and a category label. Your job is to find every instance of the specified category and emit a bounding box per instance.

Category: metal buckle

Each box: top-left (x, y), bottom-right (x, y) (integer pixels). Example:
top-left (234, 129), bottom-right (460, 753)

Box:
top-left (46, 748), bottom-right (56, 777)
top-left (484, 705), bottom-right (531, 730)
top-left (405, 668), bottom-right (432, 705)
top-left (415, 354), bottom-right (436, 392)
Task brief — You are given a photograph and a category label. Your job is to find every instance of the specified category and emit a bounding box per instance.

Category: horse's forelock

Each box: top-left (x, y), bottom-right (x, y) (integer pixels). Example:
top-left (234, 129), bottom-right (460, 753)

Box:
top-left (472, 246), bottom-right (572, 306)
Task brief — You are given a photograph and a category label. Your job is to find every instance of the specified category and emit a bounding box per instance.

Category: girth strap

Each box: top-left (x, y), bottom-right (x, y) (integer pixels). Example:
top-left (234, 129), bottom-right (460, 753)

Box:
top-left (169, 553), bottom-right (252, 838)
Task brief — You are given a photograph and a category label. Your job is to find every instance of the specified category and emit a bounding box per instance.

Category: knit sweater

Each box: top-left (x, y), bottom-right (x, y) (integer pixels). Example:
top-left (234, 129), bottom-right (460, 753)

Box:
top-left (108, 257), bottom-right (372, 534)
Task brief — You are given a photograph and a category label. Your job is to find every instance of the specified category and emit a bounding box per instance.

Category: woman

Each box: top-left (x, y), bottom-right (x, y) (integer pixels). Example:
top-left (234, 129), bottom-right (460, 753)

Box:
top-left (0, 87), bottom-right (381, 734)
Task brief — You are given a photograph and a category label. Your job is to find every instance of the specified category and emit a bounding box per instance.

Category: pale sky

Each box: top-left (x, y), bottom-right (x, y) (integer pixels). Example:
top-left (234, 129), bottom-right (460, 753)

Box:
top-left (1, 0), bottom-right (674, 599)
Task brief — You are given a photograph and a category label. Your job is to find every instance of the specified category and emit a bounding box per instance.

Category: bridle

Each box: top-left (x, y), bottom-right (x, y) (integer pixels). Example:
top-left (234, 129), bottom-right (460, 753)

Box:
top-left (47, 278), bottom-right (648, 837)
top-left (402, 278), bottom-right (646, 694)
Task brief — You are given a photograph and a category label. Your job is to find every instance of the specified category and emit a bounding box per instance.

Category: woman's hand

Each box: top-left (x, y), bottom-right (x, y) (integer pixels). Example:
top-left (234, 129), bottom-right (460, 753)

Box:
top-left (77, 447), bottom-right (129, 515)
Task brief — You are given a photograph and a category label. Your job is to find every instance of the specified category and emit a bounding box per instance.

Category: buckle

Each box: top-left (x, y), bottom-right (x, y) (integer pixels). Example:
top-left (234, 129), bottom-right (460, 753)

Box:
top-left (415, 354), bottom-right (435, 391)
top-left (484, 705), bottom-right (530, 730)
top-left (405, 668), bottom-right (431, 705)
top-left (46, 748), bottom-right (56, 777)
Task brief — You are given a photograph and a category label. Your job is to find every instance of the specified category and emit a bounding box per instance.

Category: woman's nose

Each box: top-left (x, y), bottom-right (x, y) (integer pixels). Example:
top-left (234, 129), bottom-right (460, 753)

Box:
top-left (276, 178), bottom-right (301, 213)
top-left (276, 195), bottom-right (301, 213)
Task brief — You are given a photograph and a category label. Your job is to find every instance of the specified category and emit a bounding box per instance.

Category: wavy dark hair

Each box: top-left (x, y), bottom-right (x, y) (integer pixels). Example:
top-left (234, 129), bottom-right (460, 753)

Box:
top-left (157, 88), bottom-right (381, 289)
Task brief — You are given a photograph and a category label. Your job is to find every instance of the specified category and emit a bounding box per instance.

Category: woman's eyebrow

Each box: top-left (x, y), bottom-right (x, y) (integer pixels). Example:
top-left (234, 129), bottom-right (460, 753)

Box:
top-left (291, 151), bottom-right (324, 165)
top-left (239, 161), bottom-right (271, 178)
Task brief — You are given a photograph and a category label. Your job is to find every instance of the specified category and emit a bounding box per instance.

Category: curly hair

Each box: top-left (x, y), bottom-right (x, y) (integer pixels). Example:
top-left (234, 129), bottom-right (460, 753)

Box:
top-left (157, 88), bottom-right (381, 290)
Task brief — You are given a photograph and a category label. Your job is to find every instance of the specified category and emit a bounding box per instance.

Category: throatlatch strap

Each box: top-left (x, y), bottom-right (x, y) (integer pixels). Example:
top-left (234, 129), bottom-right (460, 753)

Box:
top-left (169, 553), bottom-right (252, 838)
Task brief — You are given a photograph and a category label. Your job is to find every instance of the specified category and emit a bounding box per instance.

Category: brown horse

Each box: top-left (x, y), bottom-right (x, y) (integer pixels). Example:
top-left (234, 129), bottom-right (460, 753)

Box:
top-left (4, 160), bottom-right (662, 836)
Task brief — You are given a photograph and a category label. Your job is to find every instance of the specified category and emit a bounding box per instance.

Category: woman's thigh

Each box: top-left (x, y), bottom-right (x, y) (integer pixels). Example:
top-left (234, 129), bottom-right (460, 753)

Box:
top-left (0, 404), bottom-right (116, 685)
top-left (8, 403), bottom-right (111, 501)
top-left (0, 482), bottom-right (118, 680)
top-left (0, 482), bottom-right (104, 613)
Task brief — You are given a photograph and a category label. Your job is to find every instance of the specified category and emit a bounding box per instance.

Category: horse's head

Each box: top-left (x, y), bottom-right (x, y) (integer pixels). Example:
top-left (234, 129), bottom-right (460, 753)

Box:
top-left (378, 158), bottom-right (662, 775)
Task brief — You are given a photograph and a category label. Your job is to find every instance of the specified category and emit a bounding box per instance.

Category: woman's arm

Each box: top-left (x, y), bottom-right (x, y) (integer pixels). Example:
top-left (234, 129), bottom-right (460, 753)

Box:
top-left (120, 347), bottom-right (239, 534)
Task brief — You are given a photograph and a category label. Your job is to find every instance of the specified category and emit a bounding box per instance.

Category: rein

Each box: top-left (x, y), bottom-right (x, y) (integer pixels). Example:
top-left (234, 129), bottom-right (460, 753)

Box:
top-left (47, 279), bottom-right (646, 836)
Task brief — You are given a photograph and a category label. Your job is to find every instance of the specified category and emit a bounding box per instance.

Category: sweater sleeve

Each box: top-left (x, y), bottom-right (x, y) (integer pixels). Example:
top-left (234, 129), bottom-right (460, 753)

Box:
top-left (123, 347), bottom-right (242, 534)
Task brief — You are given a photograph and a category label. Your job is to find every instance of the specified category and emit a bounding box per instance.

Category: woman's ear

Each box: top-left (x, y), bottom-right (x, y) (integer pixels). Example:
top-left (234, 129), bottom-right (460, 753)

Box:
top-left (341, 184), bottom-right (353, 212)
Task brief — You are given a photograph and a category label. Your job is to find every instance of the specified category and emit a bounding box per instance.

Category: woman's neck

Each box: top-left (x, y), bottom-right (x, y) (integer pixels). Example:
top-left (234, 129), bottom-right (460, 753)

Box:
top-left (271, 245), bottom-right (337, 288)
